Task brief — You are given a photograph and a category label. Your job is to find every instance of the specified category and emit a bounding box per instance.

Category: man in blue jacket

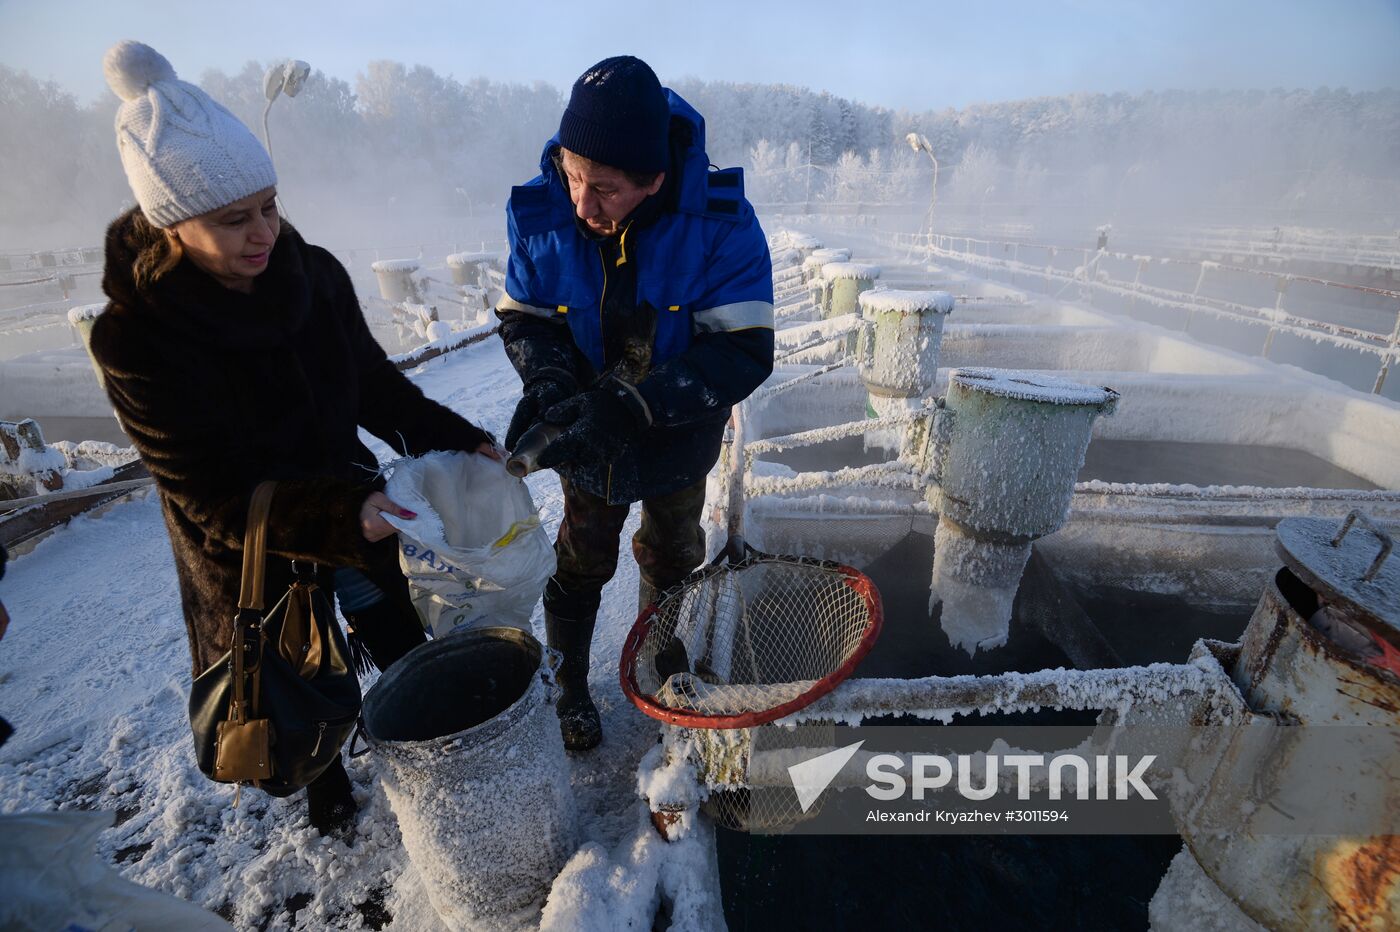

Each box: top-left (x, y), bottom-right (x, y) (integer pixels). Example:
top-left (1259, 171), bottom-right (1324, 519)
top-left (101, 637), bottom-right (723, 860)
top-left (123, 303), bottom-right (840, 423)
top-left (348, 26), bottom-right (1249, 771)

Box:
top-left (497, 56), bottom-right (774, 750)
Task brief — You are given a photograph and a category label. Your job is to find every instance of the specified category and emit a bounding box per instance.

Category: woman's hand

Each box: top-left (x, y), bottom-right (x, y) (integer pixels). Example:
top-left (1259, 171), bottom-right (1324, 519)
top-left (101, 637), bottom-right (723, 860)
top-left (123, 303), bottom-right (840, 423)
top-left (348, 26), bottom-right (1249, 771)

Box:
top-left (476, 439), bottom-right (504, 463)
top-left (360, 491), bottom-right (417, 542)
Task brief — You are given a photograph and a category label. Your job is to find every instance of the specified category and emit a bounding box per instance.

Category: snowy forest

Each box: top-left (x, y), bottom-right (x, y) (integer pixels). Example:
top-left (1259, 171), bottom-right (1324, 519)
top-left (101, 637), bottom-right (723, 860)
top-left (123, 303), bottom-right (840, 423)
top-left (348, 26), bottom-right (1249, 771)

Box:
top-left (3, 58), bottom-right (1399, 249)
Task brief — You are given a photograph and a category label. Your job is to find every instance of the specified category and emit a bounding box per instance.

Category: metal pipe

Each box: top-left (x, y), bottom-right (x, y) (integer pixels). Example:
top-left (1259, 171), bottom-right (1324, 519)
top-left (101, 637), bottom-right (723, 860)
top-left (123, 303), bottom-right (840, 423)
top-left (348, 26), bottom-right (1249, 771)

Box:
top-left (505, 422), bottom-right (562, 478)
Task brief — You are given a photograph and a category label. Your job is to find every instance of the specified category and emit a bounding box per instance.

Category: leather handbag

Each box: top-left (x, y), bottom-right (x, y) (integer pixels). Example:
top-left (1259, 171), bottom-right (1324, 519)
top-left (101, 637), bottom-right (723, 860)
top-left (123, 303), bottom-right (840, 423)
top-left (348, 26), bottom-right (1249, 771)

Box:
top-left (188, 481), bottom-right (363, 798)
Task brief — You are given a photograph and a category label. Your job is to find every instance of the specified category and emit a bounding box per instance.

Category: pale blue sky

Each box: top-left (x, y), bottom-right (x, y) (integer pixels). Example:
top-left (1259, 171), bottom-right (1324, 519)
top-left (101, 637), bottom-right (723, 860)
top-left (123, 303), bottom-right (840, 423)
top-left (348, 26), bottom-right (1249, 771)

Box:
top-left (2, 0), bottom-right (1397, 110)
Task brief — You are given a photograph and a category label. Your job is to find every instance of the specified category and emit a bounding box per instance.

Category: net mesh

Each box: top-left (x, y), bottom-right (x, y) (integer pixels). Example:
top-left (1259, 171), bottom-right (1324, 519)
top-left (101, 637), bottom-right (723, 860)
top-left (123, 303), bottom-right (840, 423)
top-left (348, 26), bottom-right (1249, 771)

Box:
top-left (625, 554), bottom-right (879, 726)
top-left (697, 723), bottom-right (840, 832)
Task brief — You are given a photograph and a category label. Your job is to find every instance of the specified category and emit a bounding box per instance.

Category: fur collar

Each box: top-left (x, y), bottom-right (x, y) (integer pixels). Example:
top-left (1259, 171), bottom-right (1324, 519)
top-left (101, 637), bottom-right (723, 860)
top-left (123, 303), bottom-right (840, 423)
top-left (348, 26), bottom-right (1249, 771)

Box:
top-left (102, 208), bottom-right (314, 350)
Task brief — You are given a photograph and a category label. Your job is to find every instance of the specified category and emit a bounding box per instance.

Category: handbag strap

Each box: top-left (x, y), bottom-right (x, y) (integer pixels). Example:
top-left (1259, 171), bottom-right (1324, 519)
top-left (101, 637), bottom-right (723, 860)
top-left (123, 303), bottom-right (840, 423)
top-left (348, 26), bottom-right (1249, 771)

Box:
top-left (230, 481), bottom-right (278, 728)
top-left (238, 481), bottom-right (278, 611)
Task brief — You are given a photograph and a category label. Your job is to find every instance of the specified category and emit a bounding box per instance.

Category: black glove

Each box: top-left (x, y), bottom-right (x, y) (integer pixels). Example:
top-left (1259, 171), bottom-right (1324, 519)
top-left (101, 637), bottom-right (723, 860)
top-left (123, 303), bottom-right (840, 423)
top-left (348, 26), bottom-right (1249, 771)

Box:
top-left (536, 376), bottom-right (652, 470)
top-left (505, 375), bottom-right (575, 451)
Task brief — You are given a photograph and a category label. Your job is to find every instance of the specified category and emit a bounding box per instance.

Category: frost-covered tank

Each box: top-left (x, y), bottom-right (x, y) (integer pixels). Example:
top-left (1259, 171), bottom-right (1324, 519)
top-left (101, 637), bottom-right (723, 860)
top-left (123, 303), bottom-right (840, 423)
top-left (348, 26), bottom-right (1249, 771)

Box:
top-left (819, 261), bottom-right (881, 319)
top-left (925, 368), bottom-right (1119, 653)
top-left (371, 258), bottom-right (421, 303)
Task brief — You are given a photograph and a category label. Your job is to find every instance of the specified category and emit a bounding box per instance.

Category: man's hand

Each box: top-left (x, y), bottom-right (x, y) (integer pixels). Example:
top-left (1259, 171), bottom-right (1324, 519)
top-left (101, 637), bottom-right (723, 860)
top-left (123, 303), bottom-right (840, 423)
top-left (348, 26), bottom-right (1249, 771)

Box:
top-left (537, 377), bottom-right (650, 470)
top-left (506, 378), bottom-right (574, 451)
top-left (360, 491), bottom-right (417, 542)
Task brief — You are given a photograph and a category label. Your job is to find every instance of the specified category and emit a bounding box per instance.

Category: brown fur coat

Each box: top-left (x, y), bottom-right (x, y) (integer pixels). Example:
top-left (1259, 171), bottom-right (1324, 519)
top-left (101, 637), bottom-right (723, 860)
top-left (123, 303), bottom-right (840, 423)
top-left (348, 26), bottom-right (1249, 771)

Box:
top-left (92, 209), bottom-right (490, 675)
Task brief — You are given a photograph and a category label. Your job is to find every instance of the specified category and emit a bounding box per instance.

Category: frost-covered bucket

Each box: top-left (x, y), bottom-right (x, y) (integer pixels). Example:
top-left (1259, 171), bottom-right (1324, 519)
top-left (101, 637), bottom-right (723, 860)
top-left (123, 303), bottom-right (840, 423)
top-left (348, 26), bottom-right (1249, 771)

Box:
top-left (358, 627), bottom-right (577, 931)
top-left (857, 289), bottom-right (955, 400)
top-left (820, 261), bottom-right (881, 318)
top-left (926, 368), bottom-right (1119, 654)
top-left (445, 251), bottom-right (490, 287)
top-left (370, 258), bottom-right (420, 303)
top-left (802, 247), bottom-right (851, 281)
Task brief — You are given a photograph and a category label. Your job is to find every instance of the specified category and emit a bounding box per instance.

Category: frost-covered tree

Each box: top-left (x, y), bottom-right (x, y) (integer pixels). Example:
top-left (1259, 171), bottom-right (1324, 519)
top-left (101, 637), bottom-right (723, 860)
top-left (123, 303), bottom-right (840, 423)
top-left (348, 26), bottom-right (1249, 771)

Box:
top-left (747, 138), bottom-right (783, 203)
top-left (949, 142), bottom-right (1000, 206)
top-left (3, 65), bottom-right (1398, 248)
top-left (828, 151), bottom-right (866, 204)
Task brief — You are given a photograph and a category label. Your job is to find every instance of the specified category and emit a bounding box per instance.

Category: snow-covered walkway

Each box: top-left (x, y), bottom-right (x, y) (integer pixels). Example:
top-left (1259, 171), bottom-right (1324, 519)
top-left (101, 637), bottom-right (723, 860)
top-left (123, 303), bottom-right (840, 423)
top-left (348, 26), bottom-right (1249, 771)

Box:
top-left (0, 337), bottom-right (671, 930)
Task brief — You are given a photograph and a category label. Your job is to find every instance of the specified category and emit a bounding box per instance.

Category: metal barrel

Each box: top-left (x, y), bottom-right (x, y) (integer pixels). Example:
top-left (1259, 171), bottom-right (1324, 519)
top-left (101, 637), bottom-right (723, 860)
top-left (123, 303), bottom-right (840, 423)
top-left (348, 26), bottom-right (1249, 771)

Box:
top-left (359, 627), bottom-right (576, 930)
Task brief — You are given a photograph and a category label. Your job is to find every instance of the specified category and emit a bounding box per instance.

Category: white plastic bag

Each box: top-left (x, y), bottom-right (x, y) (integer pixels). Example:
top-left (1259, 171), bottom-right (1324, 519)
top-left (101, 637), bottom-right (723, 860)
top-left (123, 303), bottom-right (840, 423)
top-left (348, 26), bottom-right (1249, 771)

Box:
top-left (0, 810), bottom-right (233, 931)
top-left (384, 450), bottom-right (555, 637)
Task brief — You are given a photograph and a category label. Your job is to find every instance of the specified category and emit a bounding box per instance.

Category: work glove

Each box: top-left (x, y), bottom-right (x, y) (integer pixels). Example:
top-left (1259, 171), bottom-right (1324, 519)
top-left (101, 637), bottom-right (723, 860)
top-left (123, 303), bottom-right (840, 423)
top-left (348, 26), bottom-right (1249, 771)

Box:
top-left (505, 375), bottom-right (575, 451)
top-left (537, 376), bottom-right (652, 471)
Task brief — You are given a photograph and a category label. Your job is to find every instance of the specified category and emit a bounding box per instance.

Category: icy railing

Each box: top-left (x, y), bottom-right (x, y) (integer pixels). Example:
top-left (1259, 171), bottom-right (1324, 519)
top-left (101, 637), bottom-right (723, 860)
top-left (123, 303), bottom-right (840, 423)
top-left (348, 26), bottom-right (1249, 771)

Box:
top-left (884, 230), bottom-right (1400, 394)
top-left (0, 267), bottom-right (103, 316)
top-left (1156, 224), bottom-right (1400, 269)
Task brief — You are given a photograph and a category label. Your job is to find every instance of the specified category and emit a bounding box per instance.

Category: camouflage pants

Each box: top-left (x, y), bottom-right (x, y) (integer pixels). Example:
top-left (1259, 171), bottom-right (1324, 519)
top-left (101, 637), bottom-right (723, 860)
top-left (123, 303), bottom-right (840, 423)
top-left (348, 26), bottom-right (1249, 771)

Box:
top-left (544, 474), bottom-right (708, 620)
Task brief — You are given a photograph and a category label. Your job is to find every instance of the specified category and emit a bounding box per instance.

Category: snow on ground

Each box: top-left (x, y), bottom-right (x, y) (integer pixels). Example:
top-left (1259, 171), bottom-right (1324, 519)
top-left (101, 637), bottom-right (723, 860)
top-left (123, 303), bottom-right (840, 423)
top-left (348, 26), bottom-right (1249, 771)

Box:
top-left (0, 336), bottom-right (668, 930)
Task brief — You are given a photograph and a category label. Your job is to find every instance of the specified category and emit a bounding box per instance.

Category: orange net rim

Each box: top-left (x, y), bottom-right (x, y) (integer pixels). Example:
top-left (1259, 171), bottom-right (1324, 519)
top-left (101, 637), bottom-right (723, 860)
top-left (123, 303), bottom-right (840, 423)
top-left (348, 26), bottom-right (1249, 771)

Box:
top-left (618, 556), bottom-right (884, 730)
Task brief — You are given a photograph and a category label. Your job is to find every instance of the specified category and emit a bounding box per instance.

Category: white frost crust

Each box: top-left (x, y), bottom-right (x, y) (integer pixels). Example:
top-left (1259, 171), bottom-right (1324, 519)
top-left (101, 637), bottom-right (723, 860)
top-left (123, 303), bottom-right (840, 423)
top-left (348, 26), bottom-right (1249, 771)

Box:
top-left (951, 366), bottom-right (1117, 406)
top-left (66, 303), bottom-right (107, 325)
top-left (859, 289), bottom-right (955, 314)
top-left (370, 258), bottom-right (421, 273)
top-left (821, 261), bottom-right (882, 280)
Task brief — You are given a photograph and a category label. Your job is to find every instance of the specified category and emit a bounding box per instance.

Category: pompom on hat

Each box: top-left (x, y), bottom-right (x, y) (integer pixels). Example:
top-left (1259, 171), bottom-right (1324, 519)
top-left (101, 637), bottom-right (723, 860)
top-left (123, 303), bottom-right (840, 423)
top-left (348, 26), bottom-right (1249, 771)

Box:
top-left (104, 40), bottom-right (277, 228)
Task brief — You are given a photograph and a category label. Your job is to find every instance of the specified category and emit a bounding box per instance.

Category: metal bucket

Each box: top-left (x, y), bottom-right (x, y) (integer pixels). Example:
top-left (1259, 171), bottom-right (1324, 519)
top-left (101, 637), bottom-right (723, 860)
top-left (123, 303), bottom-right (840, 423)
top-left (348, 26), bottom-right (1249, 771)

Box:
top-left (358, 627), bottom-right (577, 931)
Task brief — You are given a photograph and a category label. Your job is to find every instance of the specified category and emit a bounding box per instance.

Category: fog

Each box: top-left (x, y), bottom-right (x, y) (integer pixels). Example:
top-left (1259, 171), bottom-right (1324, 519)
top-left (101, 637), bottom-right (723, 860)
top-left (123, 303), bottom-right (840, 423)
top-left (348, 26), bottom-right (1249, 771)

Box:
top-left (2, 58), bottom-right (1397, 254)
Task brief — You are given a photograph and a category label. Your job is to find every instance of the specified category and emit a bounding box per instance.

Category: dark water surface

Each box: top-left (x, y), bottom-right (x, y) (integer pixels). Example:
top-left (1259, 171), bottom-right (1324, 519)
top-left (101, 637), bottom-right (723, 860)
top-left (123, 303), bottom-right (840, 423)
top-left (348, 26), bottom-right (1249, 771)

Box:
top-left (714, 530), bottom-right (1228, 930)
top-left (1080, 438), bottom-right (1375, 490)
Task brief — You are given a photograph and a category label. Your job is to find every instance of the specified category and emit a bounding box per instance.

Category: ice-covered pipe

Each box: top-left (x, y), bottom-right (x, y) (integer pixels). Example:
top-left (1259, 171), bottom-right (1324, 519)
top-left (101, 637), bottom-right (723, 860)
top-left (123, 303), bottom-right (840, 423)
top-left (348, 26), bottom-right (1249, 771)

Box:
top-left (445, 251), bottom-right (490, 287)
top-left (819, 262), bottom-right (881, 319)
top-left (925, 368), bottom-right (1118, 654)
top-left (66, 303), bottom-right (108, 392)
top-left (371, 258), bottom-right (420, 303)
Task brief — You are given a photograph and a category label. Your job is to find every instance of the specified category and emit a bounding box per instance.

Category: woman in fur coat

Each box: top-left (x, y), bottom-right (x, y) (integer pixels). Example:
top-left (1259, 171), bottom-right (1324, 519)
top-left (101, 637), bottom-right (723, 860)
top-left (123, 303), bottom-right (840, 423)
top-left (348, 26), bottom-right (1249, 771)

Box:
top-left (91, 41), bottom-right (496, 835)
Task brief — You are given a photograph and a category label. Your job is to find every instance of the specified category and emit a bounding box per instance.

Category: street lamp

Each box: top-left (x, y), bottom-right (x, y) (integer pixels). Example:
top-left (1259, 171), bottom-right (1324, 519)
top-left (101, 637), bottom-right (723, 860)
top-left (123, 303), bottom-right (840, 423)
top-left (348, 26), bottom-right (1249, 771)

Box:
top-left (261, 59), bottom-right (311, 163)
top-left (261, 59), bottom-right (310, 220)
top-left (906, 132), bottom-right (939, 242)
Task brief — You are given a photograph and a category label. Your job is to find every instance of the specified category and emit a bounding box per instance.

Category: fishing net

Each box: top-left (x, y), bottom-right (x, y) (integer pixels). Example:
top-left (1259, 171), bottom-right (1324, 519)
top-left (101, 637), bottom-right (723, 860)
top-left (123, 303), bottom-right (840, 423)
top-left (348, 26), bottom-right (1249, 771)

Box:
top-left (620, 550), bottom-right (882, 729)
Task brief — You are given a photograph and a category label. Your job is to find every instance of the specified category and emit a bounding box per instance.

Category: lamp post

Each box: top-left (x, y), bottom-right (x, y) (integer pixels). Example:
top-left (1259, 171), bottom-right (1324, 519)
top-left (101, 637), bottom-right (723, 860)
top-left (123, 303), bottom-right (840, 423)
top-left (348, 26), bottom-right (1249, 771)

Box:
top-left (906, 132), bottom-right (939, 244)
top-left (260, 59), bottom-right (310, 220)
top-left (261, 59), bottom-right (311, 164)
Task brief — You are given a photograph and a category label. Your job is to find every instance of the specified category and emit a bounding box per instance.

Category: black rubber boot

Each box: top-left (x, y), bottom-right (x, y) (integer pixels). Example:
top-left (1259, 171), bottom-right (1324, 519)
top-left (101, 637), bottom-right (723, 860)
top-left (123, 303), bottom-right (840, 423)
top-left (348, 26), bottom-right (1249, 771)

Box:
top-left (544, 610), bottom-right (601, 751)
top-left (306, 755), bottom-right (358, 840)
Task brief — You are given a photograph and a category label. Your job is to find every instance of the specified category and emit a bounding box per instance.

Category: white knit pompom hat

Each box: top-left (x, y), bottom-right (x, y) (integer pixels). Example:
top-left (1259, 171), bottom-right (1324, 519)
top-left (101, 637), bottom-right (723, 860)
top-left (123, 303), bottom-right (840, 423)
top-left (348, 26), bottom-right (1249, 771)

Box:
top-left (104, 40), bottom-right (277, 228)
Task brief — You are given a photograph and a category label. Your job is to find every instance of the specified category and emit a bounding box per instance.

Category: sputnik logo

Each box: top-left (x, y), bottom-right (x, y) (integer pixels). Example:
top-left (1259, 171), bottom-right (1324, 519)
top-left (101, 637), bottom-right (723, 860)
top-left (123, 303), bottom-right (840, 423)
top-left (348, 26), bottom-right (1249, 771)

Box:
top-left (788, 740), bottom-right (865, 812)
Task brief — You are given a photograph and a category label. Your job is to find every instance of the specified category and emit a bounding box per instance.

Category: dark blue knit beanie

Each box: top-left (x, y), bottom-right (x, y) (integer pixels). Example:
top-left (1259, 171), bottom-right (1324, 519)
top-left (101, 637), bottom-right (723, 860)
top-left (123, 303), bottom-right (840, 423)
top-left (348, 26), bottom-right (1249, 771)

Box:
top-left (558, 56), bottom-right (669, 174)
